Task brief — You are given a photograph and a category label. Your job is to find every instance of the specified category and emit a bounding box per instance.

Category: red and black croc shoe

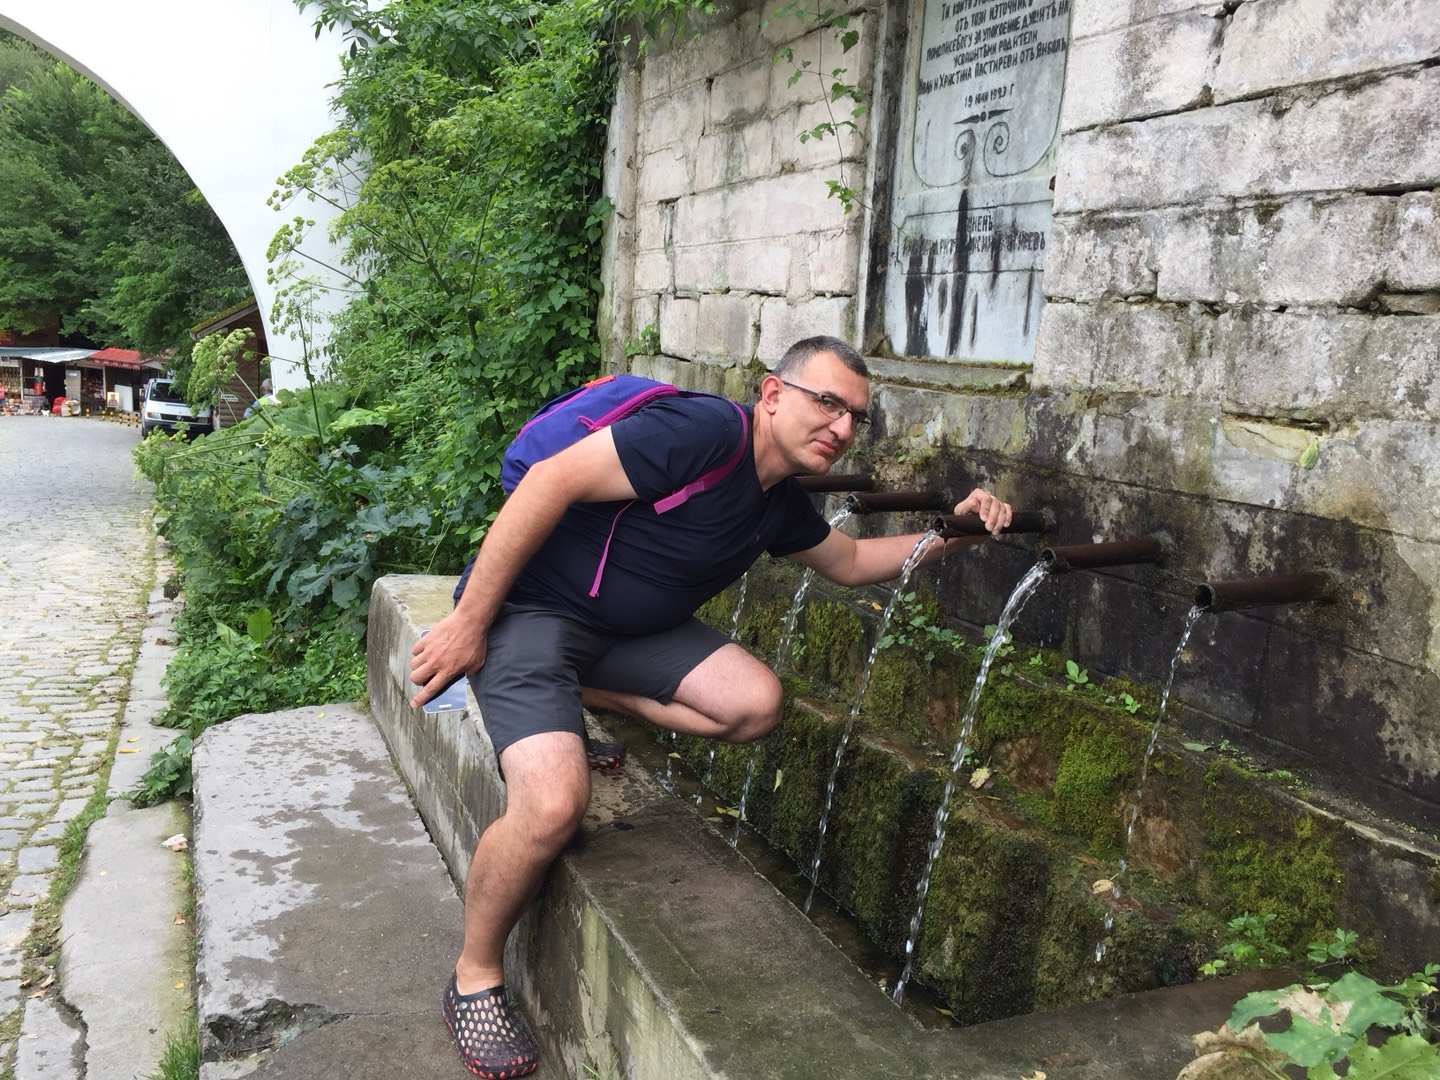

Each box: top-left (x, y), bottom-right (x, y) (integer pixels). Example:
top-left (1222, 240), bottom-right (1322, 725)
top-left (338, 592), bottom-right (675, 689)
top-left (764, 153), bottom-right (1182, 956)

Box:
top-left (585, 739), bottom-right (625, 772)
top-left (442, 976), bottom-right (540, 1079)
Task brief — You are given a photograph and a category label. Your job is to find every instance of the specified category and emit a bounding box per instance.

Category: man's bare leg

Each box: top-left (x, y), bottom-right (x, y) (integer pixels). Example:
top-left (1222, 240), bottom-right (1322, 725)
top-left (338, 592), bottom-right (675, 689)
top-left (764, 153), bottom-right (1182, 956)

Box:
top-left (454, 731), bottom-right (589, 993)
top-left (582, 642), bottom-right (782, 743)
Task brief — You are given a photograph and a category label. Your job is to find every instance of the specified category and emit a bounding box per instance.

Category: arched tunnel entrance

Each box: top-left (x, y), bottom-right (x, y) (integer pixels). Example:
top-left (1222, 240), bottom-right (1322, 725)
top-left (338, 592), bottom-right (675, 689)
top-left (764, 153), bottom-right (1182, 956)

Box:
top-left (0, 0), bottom-right (352, 388)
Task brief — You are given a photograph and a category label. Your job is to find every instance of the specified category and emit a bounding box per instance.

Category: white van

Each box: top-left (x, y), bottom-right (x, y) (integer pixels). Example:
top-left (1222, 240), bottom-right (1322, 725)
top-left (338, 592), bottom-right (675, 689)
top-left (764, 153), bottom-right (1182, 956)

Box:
top-left (140, 378), bottom-right (213, 437)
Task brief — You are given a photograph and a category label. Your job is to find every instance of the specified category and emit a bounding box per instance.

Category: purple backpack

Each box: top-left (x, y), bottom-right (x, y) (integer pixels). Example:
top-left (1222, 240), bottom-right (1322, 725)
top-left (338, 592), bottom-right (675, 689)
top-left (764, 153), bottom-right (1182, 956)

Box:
top-left (501, 374), bottom-right (750, 597)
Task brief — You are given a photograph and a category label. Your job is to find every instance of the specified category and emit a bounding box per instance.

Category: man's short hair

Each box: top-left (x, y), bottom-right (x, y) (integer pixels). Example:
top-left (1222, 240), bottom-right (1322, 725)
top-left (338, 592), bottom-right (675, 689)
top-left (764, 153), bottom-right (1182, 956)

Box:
top-left (773, 336), bottom-right (869, 380)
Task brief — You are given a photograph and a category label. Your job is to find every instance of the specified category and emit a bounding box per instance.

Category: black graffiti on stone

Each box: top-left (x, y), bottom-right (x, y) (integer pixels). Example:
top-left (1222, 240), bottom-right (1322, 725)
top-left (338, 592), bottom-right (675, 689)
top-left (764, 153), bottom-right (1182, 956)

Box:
top-left (894, 199), bottom-right (1046, 357)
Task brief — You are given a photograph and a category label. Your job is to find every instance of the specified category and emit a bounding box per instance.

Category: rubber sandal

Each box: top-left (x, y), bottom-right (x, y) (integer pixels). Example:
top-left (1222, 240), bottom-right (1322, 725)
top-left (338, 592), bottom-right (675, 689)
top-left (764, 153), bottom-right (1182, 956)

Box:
top-left (442, 976), bottom-right (540, 1079)
top-left (585, 738), bottom-right (625, 771)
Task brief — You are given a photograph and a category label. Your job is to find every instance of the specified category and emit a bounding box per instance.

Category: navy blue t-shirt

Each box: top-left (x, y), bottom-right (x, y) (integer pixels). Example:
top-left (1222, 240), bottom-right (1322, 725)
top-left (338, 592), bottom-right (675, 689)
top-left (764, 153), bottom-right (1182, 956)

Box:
top-left (456, 397), bottom-right (830, 636)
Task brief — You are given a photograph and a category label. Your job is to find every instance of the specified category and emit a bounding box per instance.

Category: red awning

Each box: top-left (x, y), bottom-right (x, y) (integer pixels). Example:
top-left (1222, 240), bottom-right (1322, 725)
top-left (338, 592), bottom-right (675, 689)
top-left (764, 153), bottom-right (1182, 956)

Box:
top-left (86, 348), bottom-right (145, 369)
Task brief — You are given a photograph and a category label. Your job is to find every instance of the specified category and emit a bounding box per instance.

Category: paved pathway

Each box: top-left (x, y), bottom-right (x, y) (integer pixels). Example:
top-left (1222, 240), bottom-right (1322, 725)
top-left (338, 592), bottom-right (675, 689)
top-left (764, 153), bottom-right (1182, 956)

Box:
top-left (0, 417), bottom-right (153, 1067)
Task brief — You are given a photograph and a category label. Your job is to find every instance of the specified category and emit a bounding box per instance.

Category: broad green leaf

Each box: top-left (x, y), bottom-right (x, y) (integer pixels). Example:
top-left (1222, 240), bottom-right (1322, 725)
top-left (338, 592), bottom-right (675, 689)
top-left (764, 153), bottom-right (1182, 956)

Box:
top-left (1227, 988), bottom-right (1287, 1032)
top-left (1326, 973), bottom-right (1406, 1037)
top-left (245, 607), bottom-right (273, 645)
top-left (1342, 1034), bottom-right (1439, 1080)
top-left (1262, 1011), bottom-right (1352, 1068)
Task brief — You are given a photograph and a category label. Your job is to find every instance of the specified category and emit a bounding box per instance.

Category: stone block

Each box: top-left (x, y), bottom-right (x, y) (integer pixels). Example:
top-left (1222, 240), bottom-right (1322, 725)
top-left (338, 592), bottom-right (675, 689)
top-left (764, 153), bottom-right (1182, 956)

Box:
top-left (1390, 193), bottom-right (1440, 291)
top-left (1031, 301), bottom-right (1099, 390)
top-left (1033, 300), bottom-right (1217, 397)
top-left (17, 997), bottom-right (83, 1080)
top-left (630, 294), bottom-right (660, 339)
top-left (695, 293), bottom-right (759, 360)
top-left (1153, 197), bottom-right (1394, 306)
top-left (1213, 310), bottom-right (1440, 425)
top-left (659, 294), bottom-right (699, 358)
top-left (770, 97), bottom-right (867, 174)
top-left (1044, 213), bottom-right (1158, 301)
top-left (637, 146), bottom-right (693, 204)
top-left (756, 296), bottom-right (855, 361)
top-left (1214, 0), bottom-right (1440, 104)
top-left (640, 13), bottom-right (754, 98)
top-left (693, 119), bottom-right (774, 190)
top-left (1071, 0), bottom-right (1220, 41)
top-left (1060, 11), bottom-right (1220, 132)
top-left (635, 202), bottom-right (666, 252)
top-left (1056, 67), bottom-right (1440, 213)
top-left (768, 14), bottom-right (873, 109)
top-left (675, 239), bottom-right (791, 295)
top-left (1292, 419), bottom-right (1440, 545)
top-left (638, 80), bottom-right (708, 154)
top-left (709, 59), bottom-right (771, 127)
top-left (634, 249), bottom-right (673, 293)
top-left (801, 227), bottom-right (862, 295)
top-left (675, 167), bottom-right (851, 245)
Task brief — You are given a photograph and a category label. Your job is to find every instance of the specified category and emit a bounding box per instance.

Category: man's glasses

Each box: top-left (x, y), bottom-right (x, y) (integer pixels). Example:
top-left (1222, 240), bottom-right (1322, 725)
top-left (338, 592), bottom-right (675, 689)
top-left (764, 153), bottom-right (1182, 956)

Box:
top-left (779, 379), bottom-right (871, 429)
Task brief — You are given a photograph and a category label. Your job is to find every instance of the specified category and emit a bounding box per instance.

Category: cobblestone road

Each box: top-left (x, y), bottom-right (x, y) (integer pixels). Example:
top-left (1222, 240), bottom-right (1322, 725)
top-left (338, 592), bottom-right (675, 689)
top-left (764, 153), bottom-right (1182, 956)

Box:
top-left (0, 417), bottom-right (153, 1045)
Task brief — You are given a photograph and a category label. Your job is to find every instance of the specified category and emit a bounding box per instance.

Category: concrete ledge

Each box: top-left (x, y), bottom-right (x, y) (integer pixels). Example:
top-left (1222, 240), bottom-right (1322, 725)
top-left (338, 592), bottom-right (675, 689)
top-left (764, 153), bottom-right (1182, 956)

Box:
top-left (192, 705), bottom-right (464, 1078)
top-left (368, 575), bottom-right (1279, 1079)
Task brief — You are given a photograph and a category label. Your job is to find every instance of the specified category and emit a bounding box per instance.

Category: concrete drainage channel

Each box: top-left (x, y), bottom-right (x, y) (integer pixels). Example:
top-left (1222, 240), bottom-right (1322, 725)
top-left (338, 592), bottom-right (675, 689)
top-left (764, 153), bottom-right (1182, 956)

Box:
top-left (363, 576), bottom-right (1281, 1080)
top-left (17, 540), bottom-right (191, 1080)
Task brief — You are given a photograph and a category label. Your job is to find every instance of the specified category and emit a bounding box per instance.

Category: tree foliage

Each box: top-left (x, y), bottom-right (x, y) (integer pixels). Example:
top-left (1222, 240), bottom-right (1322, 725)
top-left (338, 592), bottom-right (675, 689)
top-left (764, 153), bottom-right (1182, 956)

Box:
top-left (0, 35), bottom-right (249, 354)
top-left (134, 0), bottom-right (715, 802)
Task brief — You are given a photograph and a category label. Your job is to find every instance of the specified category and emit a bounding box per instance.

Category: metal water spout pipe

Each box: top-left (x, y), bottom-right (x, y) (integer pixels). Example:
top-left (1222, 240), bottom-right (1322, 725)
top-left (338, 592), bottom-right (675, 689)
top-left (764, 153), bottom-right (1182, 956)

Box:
top-left (1040, 537), bottom-right (1165, 573)
top-left (931, 510), bottom-right (1051, 537)
top-left (846, 491), bottom-right (952, 514)
top-left (796, 473), bottom-right (875, 493)
top-left (1194, 572), bottom-right (1336, 612)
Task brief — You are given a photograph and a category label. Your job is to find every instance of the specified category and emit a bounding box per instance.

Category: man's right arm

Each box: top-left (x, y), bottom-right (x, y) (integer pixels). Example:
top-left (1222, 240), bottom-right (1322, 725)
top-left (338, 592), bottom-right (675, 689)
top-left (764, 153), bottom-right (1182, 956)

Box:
top-left (407, 427), bottom-right (638, 707)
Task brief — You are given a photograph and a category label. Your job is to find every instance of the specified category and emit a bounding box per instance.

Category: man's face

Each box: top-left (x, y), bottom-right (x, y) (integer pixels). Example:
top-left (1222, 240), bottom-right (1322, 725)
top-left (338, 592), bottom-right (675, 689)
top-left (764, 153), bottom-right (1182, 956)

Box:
top-left (770, 351), bottom-right (870, 474)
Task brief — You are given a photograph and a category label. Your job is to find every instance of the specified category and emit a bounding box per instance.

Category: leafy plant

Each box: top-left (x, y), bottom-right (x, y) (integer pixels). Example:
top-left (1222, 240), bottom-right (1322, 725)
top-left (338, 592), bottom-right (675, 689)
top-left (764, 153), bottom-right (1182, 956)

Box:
top-left (625, 323), bottom-right (660, 357)
top-left (1200, 912), bottom-right (1289, 978)
top-left (1306, 928), bottom-right (1360, 971)
top-left (1064, 659), bottom-right (1090, 690)
top-left (876, 592), bottom-right (967, 663)
top-left (1215, 966), bottom-right (1439, 1079)
top-left (131, 736), bottom-right (195, 807)
top-left (766, 0), bottom-right (867, 211)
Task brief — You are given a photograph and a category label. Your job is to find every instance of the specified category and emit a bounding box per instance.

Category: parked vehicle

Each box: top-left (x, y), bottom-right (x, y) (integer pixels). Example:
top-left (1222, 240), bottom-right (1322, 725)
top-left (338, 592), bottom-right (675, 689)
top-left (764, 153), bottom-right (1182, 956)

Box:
top-left (140, 378), bottom-right (212, 437)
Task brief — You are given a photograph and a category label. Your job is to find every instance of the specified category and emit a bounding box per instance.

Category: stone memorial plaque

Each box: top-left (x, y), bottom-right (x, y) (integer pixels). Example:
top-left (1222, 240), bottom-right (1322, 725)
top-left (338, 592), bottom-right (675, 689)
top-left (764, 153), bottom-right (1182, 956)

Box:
top-left (881, 0), bottom-right (1071, 363)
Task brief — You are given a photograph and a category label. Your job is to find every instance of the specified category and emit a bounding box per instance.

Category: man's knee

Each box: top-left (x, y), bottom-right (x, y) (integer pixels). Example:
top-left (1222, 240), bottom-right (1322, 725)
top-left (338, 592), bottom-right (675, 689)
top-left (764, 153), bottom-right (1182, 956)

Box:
top-left (515, 782), bottom-right (589, 851)
top-left (730, 673), bottom-right (783, 742)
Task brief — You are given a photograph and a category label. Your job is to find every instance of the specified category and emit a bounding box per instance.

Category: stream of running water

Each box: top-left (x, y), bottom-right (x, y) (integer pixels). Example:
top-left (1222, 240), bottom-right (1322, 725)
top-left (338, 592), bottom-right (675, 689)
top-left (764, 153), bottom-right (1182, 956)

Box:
top-left (1092, 604), bottom-right (1206, 966)
top-left (729, 506), bottom-right (857, 844)
top-left (701, 569), bottom-right (756, 796)
top-left (891, 560), bottom-right (1051, 1004)
top-left (803, 529), bottom-right (943, 911)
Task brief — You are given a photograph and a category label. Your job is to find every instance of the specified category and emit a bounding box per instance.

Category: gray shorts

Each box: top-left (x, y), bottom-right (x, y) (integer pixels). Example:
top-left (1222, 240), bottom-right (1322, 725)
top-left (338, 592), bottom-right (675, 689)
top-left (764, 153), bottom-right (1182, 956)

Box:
top-left (468, 604), bottom-right (731, 758)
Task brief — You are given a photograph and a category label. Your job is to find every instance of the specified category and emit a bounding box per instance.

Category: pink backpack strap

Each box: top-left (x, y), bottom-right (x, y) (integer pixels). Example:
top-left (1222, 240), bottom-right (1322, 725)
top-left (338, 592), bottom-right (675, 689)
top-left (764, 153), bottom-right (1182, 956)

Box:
top-left (588, 500), bottom-right (636, 599)
top-left (579, 384), bottom-right (680, 432)
top-left (653, 402), bottom-right (750, 515)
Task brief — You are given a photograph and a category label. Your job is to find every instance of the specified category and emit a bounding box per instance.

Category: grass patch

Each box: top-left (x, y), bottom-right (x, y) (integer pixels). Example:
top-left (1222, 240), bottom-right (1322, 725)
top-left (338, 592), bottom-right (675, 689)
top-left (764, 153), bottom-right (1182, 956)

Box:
top-left (146, 1013), bottom-right (200, 1080)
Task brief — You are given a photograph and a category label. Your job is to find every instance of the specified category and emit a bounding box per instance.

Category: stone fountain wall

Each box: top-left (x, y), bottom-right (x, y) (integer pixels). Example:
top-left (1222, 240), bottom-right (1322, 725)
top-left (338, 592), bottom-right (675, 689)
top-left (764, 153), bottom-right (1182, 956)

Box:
top-left (599, 0), bottom-right (1440, 829)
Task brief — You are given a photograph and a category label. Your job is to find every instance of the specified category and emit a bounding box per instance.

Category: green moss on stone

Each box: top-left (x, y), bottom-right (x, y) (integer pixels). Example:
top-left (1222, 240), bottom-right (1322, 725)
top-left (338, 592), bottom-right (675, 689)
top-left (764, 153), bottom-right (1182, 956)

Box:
top-left (1051, 722), bottom-right (1135, 855)
top-left (795, 600), bottom-right (863, 689)
top-left (1200, 760), bottom-right (1345, 951)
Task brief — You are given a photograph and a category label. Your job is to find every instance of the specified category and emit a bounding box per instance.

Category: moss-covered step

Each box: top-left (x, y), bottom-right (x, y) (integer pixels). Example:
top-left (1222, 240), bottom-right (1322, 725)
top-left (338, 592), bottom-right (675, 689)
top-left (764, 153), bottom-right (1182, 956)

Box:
top-left (690, 573), bottom-right (1440, 1017)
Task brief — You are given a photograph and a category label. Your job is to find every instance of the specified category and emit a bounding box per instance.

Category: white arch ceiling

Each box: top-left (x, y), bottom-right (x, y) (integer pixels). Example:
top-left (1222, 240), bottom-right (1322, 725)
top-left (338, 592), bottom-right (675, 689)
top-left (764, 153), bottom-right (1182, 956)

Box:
top-left (0, 0), bottom-right (353, 390)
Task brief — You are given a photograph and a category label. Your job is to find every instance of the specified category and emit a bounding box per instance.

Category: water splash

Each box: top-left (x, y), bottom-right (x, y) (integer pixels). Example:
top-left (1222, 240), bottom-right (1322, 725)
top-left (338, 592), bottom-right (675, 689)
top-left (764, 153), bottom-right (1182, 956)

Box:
top-left (804, 529), bottom-right (943, 911)
top-left (1098, 604), bottom-right (1205, 952)
top-left (702, 579), bottom-right (755, 792)
top-left (775, 506), bottom-right (855, 674)
top-left (729, 570), bottom-right (751, 642)
top-left (891, 560), bottom-right (1051, 1004)
top-left (732, 505), bottom-right (855, 847)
